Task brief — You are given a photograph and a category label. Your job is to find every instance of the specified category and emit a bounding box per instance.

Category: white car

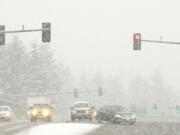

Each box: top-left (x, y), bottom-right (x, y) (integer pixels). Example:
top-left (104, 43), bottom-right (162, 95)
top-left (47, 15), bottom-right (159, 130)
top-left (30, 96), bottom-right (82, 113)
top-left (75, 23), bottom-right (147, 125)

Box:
top-left (0, 106), bottom-right (13, 121)
top-left (70, 102), bottom-right (94, 121)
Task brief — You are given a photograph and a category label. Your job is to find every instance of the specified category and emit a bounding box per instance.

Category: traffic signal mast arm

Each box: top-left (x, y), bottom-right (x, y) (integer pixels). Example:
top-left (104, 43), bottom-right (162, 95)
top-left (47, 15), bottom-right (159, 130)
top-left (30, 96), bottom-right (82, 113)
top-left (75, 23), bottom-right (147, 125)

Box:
top-left (0, 28), bottom-right (49, 34)
top-left (141, 39), bottom-right (180, 45)
top-left (0, 23), bottom-right (51, 45)
top-left (133, 33), bottom-right (180, 50)
top-left (12, 89), bottom-right (102, 97)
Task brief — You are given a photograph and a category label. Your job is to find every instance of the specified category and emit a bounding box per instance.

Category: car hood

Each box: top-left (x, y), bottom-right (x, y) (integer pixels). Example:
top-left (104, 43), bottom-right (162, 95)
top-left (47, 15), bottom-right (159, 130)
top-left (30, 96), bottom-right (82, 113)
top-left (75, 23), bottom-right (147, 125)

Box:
top-left (116, 112), bottom-right (133, 116)
top-left (0, 111), bottom-right (9, 114)
top-left (74, 108), bottom-right (90, 111)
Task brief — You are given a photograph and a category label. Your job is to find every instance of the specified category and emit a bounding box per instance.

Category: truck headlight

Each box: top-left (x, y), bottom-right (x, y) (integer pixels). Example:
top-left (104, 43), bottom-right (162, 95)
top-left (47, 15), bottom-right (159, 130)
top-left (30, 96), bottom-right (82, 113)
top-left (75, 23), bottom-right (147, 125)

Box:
top-left (43, 109), bottom-right (50, 116)
top-left (32, 109), bottom-right (37, 115)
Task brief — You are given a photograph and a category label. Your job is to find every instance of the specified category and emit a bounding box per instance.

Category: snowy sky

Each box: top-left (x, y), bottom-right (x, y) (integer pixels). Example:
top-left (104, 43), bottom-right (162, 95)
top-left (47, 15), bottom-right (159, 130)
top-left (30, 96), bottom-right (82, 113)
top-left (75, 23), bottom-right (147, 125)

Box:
top-left (1, 0), bottom-right (180, 89)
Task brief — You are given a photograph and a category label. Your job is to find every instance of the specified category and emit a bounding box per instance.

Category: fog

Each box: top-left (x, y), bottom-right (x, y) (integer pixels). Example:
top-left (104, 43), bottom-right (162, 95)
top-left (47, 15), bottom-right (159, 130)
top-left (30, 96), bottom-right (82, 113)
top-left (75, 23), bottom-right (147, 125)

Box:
top-left (1, 0), bottom-right (180, 103)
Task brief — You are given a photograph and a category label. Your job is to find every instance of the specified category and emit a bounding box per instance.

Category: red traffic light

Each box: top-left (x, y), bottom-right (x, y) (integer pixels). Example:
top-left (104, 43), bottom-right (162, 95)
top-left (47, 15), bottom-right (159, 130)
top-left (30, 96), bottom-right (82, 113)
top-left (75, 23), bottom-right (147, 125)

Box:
top-left (134, 35), bottom-right (140, 40)
top-left (133, 33), bottom-right (141, 50)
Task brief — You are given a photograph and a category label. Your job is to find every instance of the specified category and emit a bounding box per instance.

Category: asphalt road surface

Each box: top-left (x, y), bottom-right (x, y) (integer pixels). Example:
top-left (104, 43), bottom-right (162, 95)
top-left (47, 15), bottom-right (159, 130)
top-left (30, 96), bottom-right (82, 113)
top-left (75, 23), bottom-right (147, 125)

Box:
top-left (87, 122), bottom-right (180, 135)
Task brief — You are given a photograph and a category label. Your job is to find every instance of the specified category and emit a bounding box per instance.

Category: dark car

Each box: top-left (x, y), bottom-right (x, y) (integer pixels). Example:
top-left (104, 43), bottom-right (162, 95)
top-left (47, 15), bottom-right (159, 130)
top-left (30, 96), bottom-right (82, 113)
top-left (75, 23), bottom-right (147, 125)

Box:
top-left (96, 105), bottom-right (136, 124)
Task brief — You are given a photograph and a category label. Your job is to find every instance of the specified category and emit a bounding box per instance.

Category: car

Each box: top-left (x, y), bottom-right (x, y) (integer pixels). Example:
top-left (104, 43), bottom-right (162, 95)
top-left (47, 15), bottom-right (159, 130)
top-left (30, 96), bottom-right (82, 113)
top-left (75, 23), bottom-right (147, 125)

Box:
top-left (96, 105), bottom-right (136, 124)
top-left (70, 102), bottom-right (95, 121)
top-left (28, 104), bottom-right (52, 122)
top-left (0, 106), bottom-right (13, 121)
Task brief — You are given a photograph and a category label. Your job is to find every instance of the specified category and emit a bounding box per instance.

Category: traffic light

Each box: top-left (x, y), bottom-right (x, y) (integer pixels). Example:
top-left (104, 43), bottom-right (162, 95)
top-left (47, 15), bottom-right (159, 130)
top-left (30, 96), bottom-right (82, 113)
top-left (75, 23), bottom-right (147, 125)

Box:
top-left (176, 105), bottom-right (180, 113)
top-left (131, 104), bottom-right (136, 113)
top-left (74, 89), bottom-right (78, 98)
top-left (153, 104), bottom-right (158, 113)
top-left (133, 33), bottom-right (141, 50)
top-left (42, 23), bottom-right (51, 42)
top-left (98, 87), bottom-right (103, 96)
top-left (0, 25), bottom-right (5, 45)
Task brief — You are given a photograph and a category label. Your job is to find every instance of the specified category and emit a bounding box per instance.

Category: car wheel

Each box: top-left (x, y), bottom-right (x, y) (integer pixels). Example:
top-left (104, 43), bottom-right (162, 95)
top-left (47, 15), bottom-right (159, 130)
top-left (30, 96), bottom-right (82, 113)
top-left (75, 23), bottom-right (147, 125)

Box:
top-left (129, 122), bottom-right (135, 125)
top-left (97, 117), bottom-right (102, 123)
top-left (113, 120), bottom-right (116, 124)
top-left (71, 117), bottom-right (75, 121)
top-left (31, 118), bottom-right (36, 122)
top-left (78, 118), bottom-right (82, 121)
top-left (47, 117), bottom-right (51, 122)
top-left (5, 118), bottom-right (10, 122)
top-left (89, 117), bottom-right (92, 121)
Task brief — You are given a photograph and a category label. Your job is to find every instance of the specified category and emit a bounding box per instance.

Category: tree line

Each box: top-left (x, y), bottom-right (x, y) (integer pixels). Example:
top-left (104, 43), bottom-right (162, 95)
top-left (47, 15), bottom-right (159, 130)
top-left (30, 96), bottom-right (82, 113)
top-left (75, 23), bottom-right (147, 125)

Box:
top-left (0, 36), bottom-right (72, 96)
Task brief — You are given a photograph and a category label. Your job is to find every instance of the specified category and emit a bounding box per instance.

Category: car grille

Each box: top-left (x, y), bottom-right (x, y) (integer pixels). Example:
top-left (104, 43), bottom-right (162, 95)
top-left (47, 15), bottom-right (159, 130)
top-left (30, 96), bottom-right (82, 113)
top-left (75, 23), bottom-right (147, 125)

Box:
top-left (119, 114), bottom-right (128, 117)
top-left (77, 110), bottom-right (85, 113)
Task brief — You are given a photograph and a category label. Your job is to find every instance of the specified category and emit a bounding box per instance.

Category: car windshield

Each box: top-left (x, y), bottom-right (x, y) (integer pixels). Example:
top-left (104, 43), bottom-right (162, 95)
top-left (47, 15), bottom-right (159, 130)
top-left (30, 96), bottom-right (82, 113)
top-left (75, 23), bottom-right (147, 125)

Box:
top-left (0, 107), bottom-right (9, 111)
top-left (103, 105), bottom-right (128, 113)
top-left (33, 104), bottom-right (50, 108)
top-left (74, 103), bottom-right (89, 108)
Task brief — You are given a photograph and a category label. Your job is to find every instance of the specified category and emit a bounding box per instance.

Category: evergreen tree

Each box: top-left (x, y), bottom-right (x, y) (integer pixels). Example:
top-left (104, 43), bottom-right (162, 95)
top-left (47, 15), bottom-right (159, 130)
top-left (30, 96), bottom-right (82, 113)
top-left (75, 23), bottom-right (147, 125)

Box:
top-left (27, 43), bottom-right (62, 93)
top-left (128, 74), bottom-right (150, 105)
top-left (0, 36), bottom-right (29, 95)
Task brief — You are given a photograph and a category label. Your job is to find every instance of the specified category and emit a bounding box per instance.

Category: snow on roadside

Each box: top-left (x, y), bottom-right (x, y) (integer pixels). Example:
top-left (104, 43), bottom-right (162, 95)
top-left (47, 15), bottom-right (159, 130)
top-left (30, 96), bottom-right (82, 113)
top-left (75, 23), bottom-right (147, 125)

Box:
top-left (16, 123), bottom-right (101, 135)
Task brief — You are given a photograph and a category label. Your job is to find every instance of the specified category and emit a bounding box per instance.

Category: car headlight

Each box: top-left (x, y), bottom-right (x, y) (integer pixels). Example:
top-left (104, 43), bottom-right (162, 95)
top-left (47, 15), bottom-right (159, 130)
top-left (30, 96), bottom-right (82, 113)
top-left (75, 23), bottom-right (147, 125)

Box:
top-left (132, 115), bottom-right (136, 118)
top-left (115, 114), bottom-right (121, 118)
top-left (72, 110), bottom-right (77, 114)
top-left (27, 111), bottom-right (31, 116)
top-left (85, 110), bottom-right (89, 114)
top-left (93, 111), bottom-right (97, 116)
top-left (6, 112), bottom-right (10, 117)
top-left (32, 109), bottom-right (37, 115)
top-left (42, 109), bottom-right (50, 116)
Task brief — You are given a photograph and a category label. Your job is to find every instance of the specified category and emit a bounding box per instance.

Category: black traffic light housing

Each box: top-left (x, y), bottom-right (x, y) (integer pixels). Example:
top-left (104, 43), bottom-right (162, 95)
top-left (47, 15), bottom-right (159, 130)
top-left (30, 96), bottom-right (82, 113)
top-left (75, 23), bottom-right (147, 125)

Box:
top-left (0, 25), bottom-right (5, 45)
top-left (42, 23), bottom-right (51, 42)
top-left (98, 87), bottom-right (103, 96)
top-left (74, 89), bottom-right (78, 98)
top-left (133, 33), bottom-right (141, 50)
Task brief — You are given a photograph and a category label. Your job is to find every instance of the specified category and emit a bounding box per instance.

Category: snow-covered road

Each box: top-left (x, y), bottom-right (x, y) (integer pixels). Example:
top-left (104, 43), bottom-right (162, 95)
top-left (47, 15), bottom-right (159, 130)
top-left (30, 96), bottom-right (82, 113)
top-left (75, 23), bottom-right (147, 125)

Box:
top-left (16, 123), bottom-right (100, 135)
